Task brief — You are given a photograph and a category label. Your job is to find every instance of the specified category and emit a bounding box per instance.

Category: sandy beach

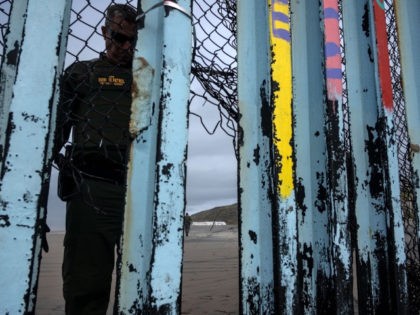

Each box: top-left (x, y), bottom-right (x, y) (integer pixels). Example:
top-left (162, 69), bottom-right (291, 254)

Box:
top-left (36, 225), bottom-right (239, 314)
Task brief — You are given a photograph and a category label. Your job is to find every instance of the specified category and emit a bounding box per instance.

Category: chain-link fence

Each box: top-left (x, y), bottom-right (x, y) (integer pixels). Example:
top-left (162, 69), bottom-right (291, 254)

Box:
top-left (0, 1), bottom-right (11, 60)
top-left (189, 0), bottom-right (238, 157)
top-left (0, 0), bottom-right (418, 310)
top-left (0, 0), bottom-right (238, 206)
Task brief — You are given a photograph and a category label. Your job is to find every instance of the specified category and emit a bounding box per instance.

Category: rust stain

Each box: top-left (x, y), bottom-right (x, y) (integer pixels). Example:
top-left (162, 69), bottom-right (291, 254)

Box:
top-left (130, 57), bottom-right (155, 138)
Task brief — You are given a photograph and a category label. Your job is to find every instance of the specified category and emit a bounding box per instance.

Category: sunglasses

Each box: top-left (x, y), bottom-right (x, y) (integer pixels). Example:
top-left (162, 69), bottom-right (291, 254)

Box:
top-left (109, 30), bottom-right (136, 45)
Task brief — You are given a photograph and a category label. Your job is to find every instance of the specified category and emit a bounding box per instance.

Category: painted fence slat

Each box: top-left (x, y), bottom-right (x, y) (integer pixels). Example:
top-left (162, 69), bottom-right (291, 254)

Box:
top-left (237, 1), bottom-right (275, 314)
top-left (321, 0), bottom-right (353, 312)
top-left (148, 0), bottom-right (192, 311)
top-left (290, 1), bottom-right (331, 313)
top-left (116, 3), bottom-right (163, 311)
top-left (117, 0), bottom-right (192, 313)
top-left (370, 0), bottom-right (408, 312)
top-left (268, 1), bottom-right (299, 313)
top-left (0, 0), bottom-right (29, 163)
top-left (0, 0), bottom-right (418, 313)
top-left (394, 0), bottom-right (420, 248)
top-left (341, 1), bottom-right (391, 312)
top-left (0, 1), bottom-right (70, 313)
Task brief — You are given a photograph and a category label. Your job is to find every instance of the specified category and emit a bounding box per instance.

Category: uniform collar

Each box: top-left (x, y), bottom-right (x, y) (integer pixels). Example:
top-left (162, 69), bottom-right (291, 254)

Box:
top-left (100, 52), bottom-right (132, 69)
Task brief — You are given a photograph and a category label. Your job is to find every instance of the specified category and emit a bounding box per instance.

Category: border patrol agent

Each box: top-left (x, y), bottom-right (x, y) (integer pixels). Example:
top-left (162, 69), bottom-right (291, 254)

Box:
top-left (53, 4), bottom-right (137, 314)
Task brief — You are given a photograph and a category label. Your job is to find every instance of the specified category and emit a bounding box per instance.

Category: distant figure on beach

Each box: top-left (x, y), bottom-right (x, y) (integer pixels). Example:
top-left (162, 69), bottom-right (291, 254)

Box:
top-left (53, 4), bottom-right (137, 314)
top-left (184, 213), bottom-right (193, 236)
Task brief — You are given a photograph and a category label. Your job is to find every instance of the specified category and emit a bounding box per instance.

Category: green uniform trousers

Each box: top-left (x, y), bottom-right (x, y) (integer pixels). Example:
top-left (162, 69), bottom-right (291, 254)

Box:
top-left (62, 178), bottom-right (125, 315)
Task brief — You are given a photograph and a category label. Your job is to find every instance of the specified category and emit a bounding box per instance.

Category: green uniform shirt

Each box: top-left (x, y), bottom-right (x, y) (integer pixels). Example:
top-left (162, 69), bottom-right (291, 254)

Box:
top-left (54, 54), bottom-right (132, 180)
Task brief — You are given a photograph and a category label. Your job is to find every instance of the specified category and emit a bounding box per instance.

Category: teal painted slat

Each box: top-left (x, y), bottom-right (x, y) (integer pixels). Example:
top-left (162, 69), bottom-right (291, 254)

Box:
top-left (117, 3), bottom-right (164, 311)
top-left (0, 1), bottom-right (70, 313)
top-left (290, 0), bottom-right (330, 313)
top-left (341, 1), bottom-right (390, 312)
top-left (0, 0), bottom-right (29, 162)
top-left (237, 1), bottom-right (275, 314)
top-left (148, 0), bottom-right (192, 311)
top-left (394, 0), bottom-right (420, 244)
top-left (320, 0), bottom-right (353, 312)
top-left (369, 0), bottom-right (408, 312)
top-left (268, 1), bottom-right (299, 312)
top-left (117, 1), bottom-right (192, 313)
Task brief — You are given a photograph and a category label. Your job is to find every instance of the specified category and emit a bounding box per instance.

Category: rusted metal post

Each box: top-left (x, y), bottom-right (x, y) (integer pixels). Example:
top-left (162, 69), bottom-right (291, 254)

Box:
top-left (320, 0), bottom-right (353, 312)
top-left (116, 4), bottom-right (163, 311)
top-left (290, 0), bottom-right (331, 313)
top-left (117, 0), bottom-right (192, 313)
top-left (394, 0), bottom-right (420, 245)
top-left (237, 1), bottom-right (275, 314)
top-left (268, 1), bottom-right (300, 312)
top-left (370, 0), bottom-right (409, 312)
top-left (0, 1), bottom-right (70, 313)
top-left (341, 0), bottom-right (392, 312)
top-left (0, 0), bottom-right (28, 162)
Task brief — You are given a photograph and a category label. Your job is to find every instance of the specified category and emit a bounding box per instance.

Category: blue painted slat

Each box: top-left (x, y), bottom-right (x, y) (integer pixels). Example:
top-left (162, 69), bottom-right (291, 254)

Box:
top-left (237, 1), bottom-right (275, 314)
top-left (117, 1), bottom-right (192, 313)
top-left (369, 0), bottom-right (408, 312)
top-left (268, 1), bottom-right (299, 312)
top-left (148, 0), bottom-right (192, 311)
top-left (0, 0), bottom-right (29, 162)
top-left (117, 3), bottom-right (163, 311)
top-left (290, 0), bottom-right (330, 312)
top-left (341, 1), bottom-right (390, 312)
top-left (320, 0), bottom-right (353, 312)
top-left (0, 1), bottom-right (70, 313)
top-left (394, 0), bottom-right (420, 242)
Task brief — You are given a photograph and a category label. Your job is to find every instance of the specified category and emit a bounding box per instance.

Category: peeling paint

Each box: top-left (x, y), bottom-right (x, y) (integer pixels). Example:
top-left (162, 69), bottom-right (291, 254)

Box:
top-left (21, 112), bottom-right (42, 123)
top-left (259, 80), bottom-right (272, 138)
top-left (0, 214), bottom-right (11, 227)
top-left (295, 178), bottom-right (307, 221)
top-left (248, 230), bottom-right (257, 244)
top-left (6, 41), bottom-right (20, 66)
top-left (1, 112), bottom-right (15, 179)
top-left (365, 122), bottom-right (385, 202)
top-left (161, 163), bottom-right (174, 178)
top-left (253, 145), bottom-right (260, 165)
top-left (362, 4), bottom-right (370, 37)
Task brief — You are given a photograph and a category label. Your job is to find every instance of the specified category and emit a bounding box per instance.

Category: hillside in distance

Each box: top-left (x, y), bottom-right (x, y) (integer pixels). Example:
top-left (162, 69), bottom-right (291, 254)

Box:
top-left (191, 203), bottom-right (238, 225)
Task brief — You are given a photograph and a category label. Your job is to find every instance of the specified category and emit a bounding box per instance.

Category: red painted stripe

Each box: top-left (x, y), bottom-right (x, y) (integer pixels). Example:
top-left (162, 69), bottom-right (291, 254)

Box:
top-left (373, 0), bottom-right (393, 111)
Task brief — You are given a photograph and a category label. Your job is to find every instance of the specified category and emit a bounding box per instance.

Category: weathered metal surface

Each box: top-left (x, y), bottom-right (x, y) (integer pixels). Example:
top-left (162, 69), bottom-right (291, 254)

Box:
top-left (394, 0), bottom-right (420, 244)
top-left (268, 0), bottom-right (299, 313)
top-left (0, 0), bottom-right (29, 162)
top-left (0, 1), bottom-right (70, 313)
top-left (117, 0), bottom-right (192, 313)
top-left (341, 1), bottom-right (391, 312)
top-left (321, 0), bottom-right (353, 312)
top-left (237, 0), bottom-right (275, 314)
top-left (0, 0), bottom-right (417, 313)
top-left (369, 0), bottom-right (408, 312)
top-left (290, 0), bottom-right (331, 313)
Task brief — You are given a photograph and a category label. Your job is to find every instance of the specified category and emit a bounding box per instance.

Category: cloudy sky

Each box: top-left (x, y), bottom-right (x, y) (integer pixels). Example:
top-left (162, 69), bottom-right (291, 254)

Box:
top-left (46, 0), bottom-right (237, 231)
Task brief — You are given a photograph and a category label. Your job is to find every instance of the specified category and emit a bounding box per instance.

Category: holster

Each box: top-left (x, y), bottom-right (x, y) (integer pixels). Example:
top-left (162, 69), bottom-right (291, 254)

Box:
top-left (57, 147), bottom-right (78, 201)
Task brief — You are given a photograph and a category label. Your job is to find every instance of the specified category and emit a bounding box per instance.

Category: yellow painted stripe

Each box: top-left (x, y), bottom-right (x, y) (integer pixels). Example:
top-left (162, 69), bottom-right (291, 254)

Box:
top-left (268, 0), bottom-right (294, 199)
